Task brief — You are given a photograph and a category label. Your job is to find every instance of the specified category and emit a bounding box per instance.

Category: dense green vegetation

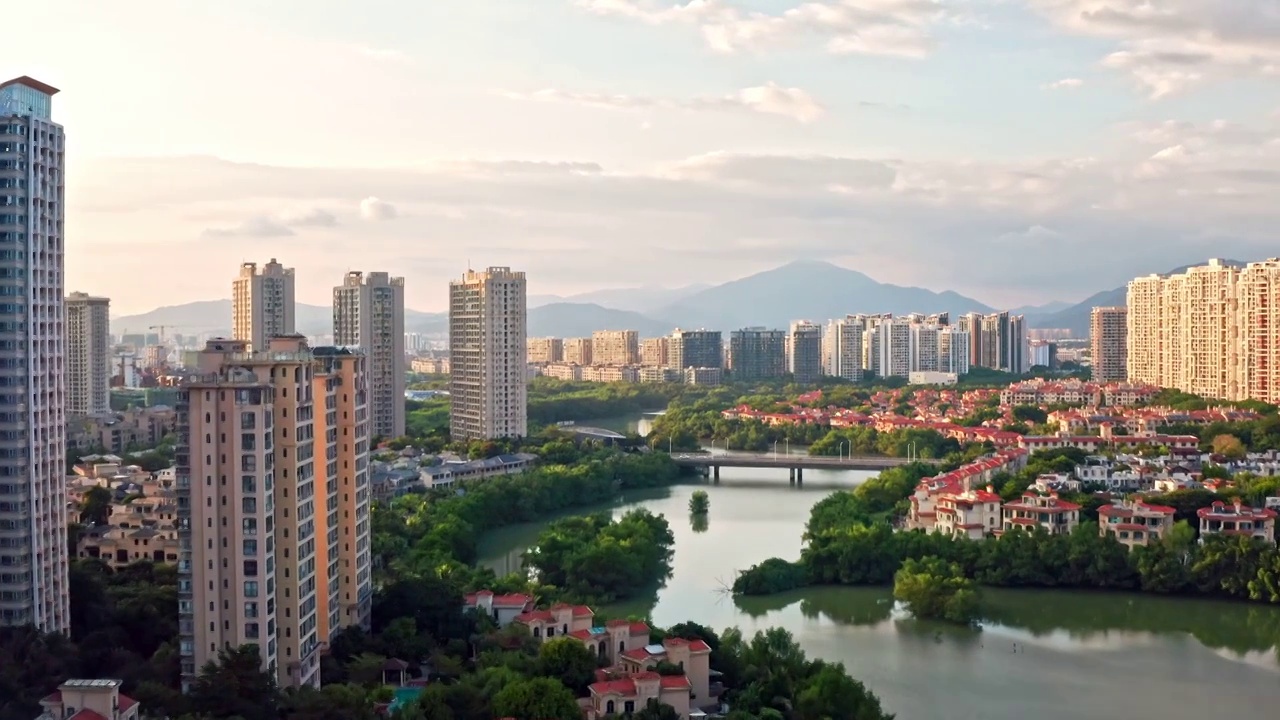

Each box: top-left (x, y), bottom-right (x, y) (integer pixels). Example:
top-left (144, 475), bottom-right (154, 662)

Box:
top-left (689, 489), bottom-right (710, 514)
top-left (1148, 388), bottom-right (1276, 415)
top-left (649, 404), bottom-right (962, 458)
top-left (525, 510), bottom-right (675, 603)
top-left (892, 557), bottom-right (980, 625)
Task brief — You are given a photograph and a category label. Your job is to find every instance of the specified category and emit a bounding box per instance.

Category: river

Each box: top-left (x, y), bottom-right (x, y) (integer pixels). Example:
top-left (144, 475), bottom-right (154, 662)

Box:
top-left (478, 414), bottom-right (1280, 717)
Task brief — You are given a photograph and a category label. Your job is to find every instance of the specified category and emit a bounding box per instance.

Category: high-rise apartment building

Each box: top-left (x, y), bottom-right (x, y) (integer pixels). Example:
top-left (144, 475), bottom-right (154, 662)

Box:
top-left (588, 330), bottom-right (640, 363)
top-left (177, 338), bottom-right (371, 690)
top-left (640, 337), bottom-right (669, 367)
top-left (866, 316), bottom-right (911, 379)
top-left (527, 337), bottom-right (563, 364)
top-left (449, 267), bottom-right (528, 441)
top-left (1090, 307), bottom-right (1128, 382)
top-left (823, 317), bottom-right (865, 381)
top-left (1237, 260), bottom-right (1280, 404)
top-left (964, 311), bottom-right (1026, 373)
top-left (0, 76), bottom-right (69, 633)
top-left (333, 271), bottom-right (405, 439)
top-left (669, 329), bottom-right (723, 370)
top-left (591, 330), bottom-right (639, 366)
top-left (66, 292), bottom-right (112, 418)
top-left (729, 328), bottom-right (786, 380)
top-left (1127, 258), bottom-right (1280, 404)
top-left (563, 338), bottom-right (592, 365)
top-left (233, 259), bottom-right (296, 352)
top-left (788, 321), bottom-right (823, 384)
top-left (937, 327), bottom-right (972, 375)
top-left (1029, 340), bottom-right (1058, 370)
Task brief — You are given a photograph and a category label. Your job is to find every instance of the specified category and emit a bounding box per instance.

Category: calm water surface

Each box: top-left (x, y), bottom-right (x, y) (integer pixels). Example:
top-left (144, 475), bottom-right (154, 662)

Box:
top-left (479, 416), bottom-right (1280, 717)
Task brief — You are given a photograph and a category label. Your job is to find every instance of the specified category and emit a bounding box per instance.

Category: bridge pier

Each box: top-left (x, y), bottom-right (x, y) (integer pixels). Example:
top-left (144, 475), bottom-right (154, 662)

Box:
top-left (796, 467), bottom-right (803, 484)
top-left (713, 465), bottom-right (720, 482)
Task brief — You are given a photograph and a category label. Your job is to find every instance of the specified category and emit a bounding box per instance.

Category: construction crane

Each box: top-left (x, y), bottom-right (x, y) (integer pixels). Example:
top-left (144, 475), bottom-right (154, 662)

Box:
top-left (149, 325), bottom-right (170, 344)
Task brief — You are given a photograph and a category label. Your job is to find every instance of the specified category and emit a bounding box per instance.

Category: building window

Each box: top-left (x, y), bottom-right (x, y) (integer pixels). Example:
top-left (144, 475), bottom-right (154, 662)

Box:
top-left (244, 581), bottom-right (259, 597)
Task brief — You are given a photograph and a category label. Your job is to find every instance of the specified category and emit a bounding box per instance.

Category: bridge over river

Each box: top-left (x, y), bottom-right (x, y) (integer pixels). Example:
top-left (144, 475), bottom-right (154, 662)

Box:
top-left (671, 452), bottom-right (938, 482)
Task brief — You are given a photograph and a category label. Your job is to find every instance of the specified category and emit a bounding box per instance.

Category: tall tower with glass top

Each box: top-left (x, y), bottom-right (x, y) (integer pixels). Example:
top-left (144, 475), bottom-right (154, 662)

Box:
top-left (0, 76), bottom-right (69, 633)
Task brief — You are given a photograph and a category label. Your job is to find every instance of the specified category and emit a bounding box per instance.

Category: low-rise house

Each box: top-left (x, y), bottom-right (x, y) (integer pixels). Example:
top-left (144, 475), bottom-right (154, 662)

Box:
top-left (461, 591), bottom-right (533, 627)
top-left (617, 637), bottom-right (715, 709)
top-left (906, 449), bottom-right (1028, 531)
top-left (586, 672), bottom-right (692, 719)
top-left (514, 603), bottom-right (595, 641)
top-left (1000, 492), bottom-right (1080, 536)
top-left (1098, 500), bottom-right (1176, 548)
top-left (1034, 473), bottom-right (1081, 493)
top-left (1197, 499), bottom-right (1277, 544)
top-left (37, 679), bottom-right (140, 720)
top-left (934, 488), bottom-right (1003, 540)
top-left (568, 619), bottom-right (652, 666)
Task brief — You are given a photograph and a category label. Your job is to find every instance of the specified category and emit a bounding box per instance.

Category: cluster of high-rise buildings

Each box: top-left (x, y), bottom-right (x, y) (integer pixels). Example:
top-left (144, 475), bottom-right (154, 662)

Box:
top-left (1121, 258), bottom-right (1280, 405)
top-left (527, 311), bottom-right (1028, 386)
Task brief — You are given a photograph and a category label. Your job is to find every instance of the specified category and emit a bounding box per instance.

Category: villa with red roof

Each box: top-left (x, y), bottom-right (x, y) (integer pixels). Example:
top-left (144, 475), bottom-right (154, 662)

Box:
top-left (566, 618), bottom-right (653, 665)
top-left (1000, 491), bottom-right (1081, 535)
top-left (38, 679), bottom-right (139, 720)
top-left (586, 671), bottom-right (693, 719)
top-left (616, 637), bottom-right (715, 708)
top-left (513, 602), bottom-right (595, 640)
top-left (907, 449), bottom-right (1026, 533)
top-left (461, 590), bottom-right (534, 627)
top-left (1197, 499), bottom-right (1277, 544)
top-left (935, 487), bottom-right (1003, 540)
top-left (1097, 500), bottom-right (1177, 548)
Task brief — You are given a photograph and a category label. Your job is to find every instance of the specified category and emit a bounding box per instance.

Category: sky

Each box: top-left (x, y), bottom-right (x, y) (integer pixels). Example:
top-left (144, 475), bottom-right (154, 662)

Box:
top-left (8, 0), bottom-right (1280, 315)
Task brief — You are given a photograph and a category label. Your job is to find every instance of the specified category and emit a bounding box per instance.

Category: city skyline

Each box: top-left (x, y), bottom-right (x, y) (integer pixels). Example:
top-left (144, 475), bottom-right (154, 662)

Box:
top-left (8, 1), bottom-right (1280, 314)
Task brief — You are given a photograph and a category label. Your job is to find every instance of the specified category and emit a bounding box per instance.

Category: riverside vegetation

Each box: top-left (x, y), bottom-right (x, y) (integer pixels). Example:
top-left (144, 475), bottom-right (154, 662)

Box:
top-left (732, 448), bottom-right (1280, 612)
top-left (1, 438), bottom-right (898, 720)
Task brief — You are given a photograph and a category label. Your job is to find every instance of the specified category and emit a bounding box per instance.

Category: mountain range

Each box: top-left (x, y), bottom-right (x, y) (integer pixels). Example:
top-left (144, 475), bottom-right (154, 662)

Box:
top-left (112, 260), bottom-right (1234, 340)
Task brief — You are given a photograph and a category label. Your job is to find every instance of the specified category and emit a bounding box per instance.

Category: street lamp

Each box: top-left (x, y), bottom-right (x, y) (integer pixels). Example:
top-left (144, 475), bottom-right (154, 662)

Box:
top-left (669, 437), bottom-right (673, 454)
top-left (839, 440), bottom-right (849, 461)
top-left (772, 440), bottom-right (779, 460)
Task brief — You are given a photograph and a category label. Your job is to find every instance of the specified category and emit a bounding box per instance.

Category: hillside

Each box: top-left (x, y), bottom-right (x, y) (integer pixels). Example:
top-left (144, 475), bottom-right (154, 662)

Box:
top-left (655, 260), bottom-right (993, 330)
top-left (113, 300), bottom-right (670, 339)
top-left (114, 300), bottom-right (446, 337)
top-left (529, 283), bottom-right (710, 313)
top-left (527, 303), bottom-right (673, 338)
top-left (1033, 260), bottom-right (1245, 336)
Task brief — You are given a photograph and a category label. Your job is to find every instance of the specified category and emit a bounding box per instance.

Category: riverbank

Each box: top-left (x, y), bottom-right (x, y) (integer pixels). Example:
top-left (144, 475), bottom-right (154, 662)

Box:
top-left (475, 469), bottom-right (1280, 719)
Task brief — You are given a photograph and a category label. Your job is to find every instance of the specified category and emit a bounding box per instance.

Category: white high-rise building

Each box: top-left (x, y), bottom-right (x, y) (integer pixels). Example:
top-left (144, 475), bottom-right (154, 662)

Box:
top-left (449, 267), bottom-right (528, 441)
top-left (0, 76), bottom-right (69, 632)
top-left (333, 271), bottom-right (406, 438)
top-left (938, 327), bottom-right (972, 375)
top-left (823, 317), bottom-right (865, 381)
top-left (66, 292), bottom-right (112, 418)
top-left (233, 258), bottom-right (296, 352)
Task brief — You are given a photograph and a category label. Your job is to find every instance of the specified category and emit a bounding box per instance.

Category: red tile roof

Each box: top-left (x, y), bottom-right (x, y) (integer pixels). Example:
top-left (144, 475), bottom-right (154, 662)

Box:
top-left (68, 711), bottom-right (109, 720)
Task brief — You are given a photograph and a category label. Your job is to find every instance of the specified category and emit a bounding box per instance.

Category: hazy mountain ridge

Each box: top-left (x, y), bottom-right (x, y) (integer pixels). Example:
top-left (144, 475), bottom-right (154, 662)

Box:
top-left (1032, 260), bottom-right (1245, 336)
top-left (114, 259), bottom-right (1245, 341)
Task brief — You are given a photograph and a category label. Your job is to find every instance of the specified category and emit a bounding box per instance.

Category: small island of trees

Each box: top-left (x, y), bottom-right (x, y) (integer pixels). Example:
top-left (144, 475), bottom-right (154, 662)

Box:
top-left (689, 489), bottom-right (710, 515)
top-left (893, 556), bottom-right (981, 626)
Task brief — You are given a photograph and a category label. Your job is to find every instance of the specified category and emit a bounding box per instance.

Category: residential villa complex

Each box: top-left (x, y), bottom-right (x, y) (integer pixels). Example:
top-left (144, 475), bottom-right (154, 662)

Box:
top-left (462, 594), bottom-right (718, 719)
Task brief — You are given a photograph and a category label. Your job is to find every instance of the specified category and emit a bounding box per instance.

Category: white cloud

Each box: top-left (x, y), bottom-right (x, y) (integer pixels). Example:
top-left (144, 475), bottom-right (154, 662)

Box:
top-left (359, 197), bottom-right (398, 221)
top-left (1044, 77), bottom-right (1084, 89)
top-left (350, 45), bottom-right (415, 64)
top-left (75, 113), bottom-right (1280, 310)
top-left (498, 82), bottom-right (826, 123)
top-left (202, 216), bottom-right (295, 238)
top-left (574, 0), bottom-right (952, 59)
top-left (1026, 0), bottom-right (1280, 97)
top-left (277, 207), bottom-right (338, 227)
top-left (201, 206), bottom-right (344, 237)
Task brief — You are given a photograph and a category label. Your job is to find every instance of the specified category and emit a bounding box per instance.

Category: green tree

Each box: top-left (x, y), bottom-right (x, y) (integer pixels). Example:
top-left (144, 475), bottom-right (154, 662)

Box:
top-left (281, 684), bottom-right (379, 720)
top-left (537, 637), bottom-right (600, 695)
top-left (80, 485), bottom-right (113, 525)
top-left (187, 645), bottom-right (279, 720)
top-left (689, 489), bottom-right (710, 514)
top-left (632, 698), bottom-right (682, 720)
top-left (491, 677), bottom-right (582, 720)
top-left (893, 557), bottom-right (980, 625)
top-left (1211, 434), bottom-right (1247, 461)
top-left (795, 662), bottom-right (894, 720)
